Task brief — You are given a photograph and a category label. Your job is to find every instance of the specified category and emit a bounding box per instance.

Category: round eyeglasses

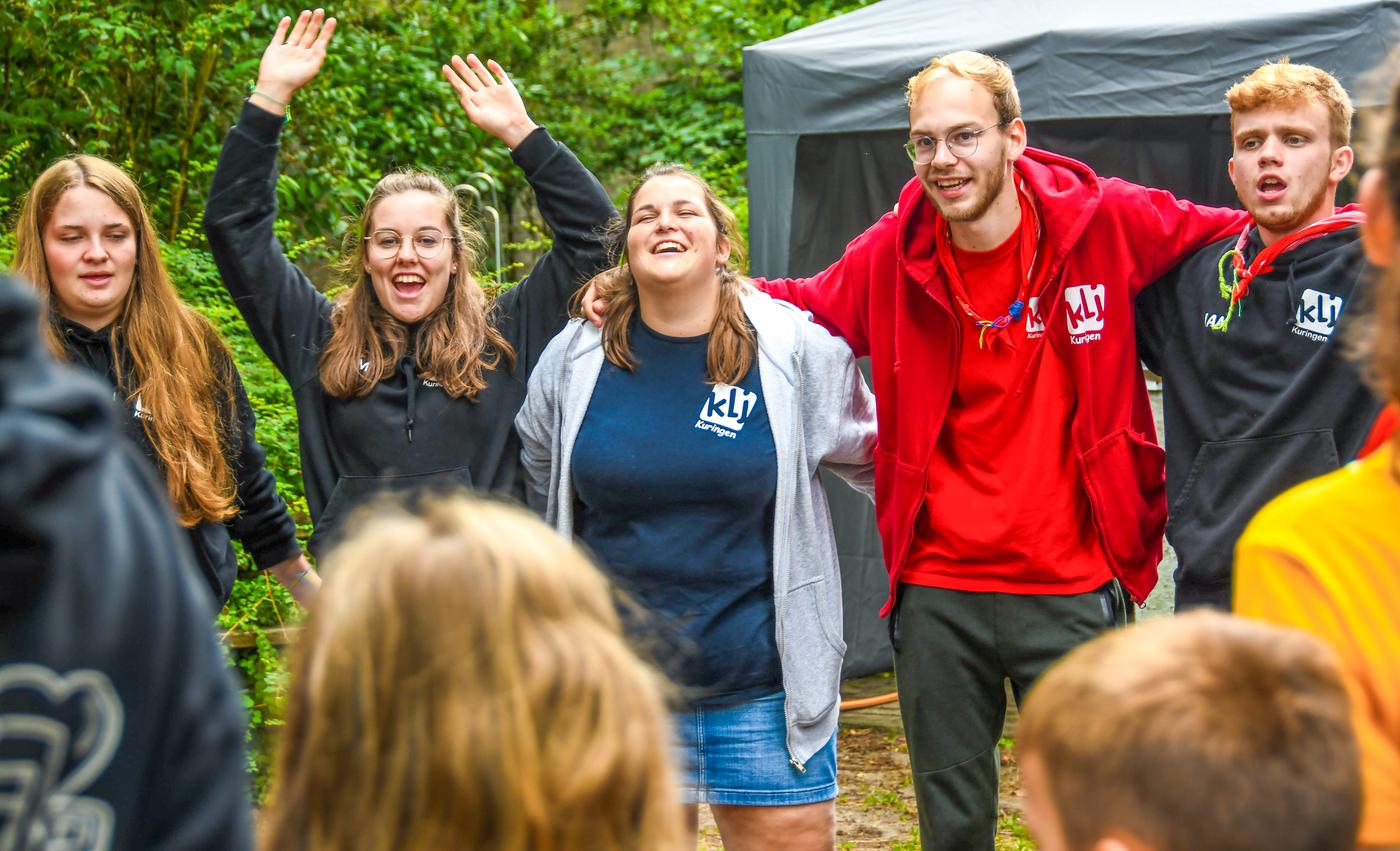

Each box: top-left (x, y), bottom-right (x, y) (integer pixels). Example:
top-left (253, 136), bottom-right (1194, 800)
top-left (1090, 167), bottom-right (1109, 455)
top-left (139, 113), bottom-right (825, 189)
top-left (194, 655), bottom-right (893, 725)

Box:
top-left (364, 229), bottom-right (453, 260)
top-left (904, 122), bottom-right (1008, 164)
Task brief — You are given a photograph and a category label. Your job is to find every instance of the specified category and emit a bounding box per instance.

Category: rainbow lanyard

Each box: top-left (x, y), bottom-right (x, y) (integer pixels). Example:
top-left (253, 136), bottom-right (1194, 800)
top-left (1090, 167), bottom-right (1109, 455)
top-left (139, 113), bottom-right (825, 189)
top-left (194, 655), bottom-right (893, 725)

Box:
top-left (935, 177), bottom-right (1042, 349)
top-left (1210, 211), bottom-right (1364, 333)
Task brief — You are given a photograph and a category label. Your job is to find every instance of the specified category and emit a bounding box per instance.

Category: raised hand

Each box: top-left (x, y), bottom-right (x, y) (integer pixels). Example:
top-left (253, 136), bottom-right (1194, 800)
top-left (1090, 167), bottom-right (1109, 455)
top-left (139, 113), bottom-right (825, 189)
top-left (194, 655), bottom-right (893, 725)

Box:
top-left (442, 54), bottom-right (539, 149)
top-left (254, 9), bottom-right (337, 111)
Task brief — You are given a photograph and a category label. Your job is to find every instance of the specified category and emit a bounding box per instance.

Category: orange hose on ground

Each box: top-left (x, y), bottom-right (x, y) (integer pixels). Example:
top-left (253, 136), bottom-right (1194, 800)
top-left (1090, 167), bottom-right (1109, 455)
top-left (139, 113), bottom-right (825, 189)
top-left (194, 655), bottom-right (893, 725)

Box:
top-left (840, 691), bottom-right (899, 711)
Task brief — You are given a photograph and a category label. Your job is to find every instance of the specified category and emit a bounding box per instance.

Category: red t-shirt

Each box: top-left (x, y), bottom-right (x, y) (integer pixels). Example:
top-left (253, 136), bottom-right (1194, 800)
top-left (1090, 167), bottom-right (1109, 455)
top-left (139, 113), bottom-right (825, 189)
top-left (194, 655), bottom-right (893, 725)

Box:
top-left (900, 226), bottom-right (1112, 594)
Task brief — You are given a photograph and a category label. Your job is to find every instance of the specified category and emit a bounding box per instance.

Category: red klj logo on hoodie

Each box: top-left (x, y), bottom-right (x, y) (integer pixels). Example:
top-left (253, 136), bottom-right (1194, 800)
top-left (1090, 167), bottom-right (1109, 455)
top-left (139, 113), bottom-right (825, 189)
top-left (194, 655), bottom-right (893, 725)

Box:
top-left (1025, 297), bottom-right (1046, 338)
top-left (1065, 284), bottom-right (1105, 344)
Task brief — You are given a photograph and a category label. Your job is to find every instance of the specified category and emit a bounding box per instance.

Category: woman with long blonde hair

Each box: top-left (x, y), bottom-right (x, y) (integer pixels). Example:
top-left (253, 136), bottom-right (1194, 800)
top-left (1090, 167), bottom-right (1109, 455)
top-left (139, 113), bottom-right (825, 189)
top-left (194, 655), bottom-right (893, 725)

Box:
top-left (205, 10), bottom-right (618, 558)
top-left (12, 154), bottom-right (314, 607)
top-left (261, 496), bottom-right (683, 851)
top-left (518, 164), bottom-right (877, 850)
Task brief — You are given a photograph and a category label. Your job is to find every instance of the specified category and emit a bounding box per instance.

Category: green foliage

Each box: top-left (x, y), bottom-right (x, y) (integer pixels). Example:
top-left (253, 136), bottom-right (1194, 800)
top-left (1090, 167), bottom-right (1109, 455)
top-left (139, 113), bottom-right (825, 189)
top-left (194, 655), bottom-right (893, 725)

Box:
top-left (0, 0), bottom-right (875, 793)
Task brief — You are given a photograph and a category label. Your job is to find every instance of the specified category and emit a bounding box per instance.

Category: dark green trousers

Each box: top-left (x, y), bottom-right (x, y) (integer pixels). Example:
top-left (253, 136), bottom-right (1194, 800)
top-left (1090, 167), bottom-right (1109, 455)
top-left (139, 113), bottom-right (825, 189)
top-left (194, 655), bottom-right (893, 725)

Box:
top-left (891, 582), bottom-right (1127, 851)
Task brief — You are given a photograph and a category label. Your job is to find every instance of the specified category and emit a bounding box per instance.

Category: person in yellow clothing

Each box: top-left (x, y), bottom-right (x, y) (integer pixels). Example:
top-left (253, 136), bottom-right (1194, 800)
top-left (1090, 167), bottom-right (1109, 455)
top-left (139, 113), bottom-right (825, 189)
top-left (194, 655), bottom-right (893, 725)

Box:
top-left (1235, 74), bottom-right (1400, 851)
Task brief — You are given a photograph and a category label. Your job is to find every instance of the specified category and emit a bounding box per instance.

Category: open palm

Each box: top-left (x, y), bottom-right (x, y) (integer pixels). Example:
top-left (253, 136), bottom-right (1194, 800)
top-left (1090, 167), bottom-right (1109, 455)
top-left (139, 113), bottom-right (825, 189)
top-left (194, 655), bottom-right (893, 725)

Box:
top-left (443, 54), bottom-right (537, 148)
top-left (257, 9), bottom-right (337, 101)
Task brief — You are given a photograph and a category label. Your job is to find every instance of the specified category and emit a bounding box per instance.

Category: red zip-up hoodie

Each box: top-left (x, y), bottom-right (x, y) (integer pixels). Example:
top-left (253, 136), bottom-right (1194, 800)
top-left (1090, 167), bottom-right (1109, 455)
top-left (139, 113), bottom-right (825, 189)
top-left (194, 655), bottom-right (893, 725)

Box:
top-left (759, 148), bottom-right (1248, 612)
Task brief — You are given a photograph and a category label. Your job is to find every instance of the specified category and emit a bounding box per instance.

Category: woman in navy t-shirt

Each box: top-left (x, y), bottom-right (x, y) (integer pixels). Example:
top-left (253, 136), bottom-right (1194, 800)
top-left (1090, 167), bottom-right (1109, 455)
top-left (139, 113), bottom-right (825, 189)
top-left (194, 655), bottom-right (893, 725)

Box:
top-left (518, 164), bottom-right (877, 850)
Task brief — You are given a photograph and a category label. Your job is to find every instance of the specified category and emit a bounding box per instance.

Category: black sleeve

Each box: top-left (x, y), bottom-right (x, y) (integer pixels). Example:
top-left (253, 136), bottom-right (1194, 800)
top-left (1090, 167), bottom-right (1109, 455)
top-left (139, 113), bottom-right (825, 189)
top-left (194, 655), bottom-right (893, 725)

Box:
top-left (205, 101), bottom-right (333, 388)
top-left (1135, 265), bottom-right (1177, 377)
top-left (493, 127), bottom-right (619, 374)
top-left (222, 359), bottom-right (300, 569)
top-left (137, 533), bottom-right (256, 851)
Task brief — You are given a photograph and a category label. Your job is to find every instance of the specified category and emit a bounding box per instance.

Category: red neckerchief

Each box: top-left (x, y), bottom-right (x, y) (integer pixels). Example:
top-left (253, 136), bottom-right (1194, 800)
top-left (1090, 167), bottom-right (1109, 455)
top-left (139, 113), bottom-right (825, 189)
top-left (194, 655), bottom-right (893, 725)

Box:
top-left (1229, 211), bottom-right (1365, 305)
top-left (934, 177), bottom-right (1041, 349)
top-left (1209, 210), bottom-right (1364, 334)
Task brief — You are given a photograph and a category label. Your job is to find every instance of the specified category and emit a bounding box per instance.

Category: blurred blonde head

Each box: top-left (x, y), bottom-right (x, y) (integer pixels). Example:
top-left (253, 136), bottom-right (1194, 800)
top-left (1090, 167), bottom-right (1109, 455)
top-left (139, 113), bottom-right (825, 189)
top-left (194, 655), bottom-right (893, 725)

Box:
top-left (261, 496), bottom-right (682, 851)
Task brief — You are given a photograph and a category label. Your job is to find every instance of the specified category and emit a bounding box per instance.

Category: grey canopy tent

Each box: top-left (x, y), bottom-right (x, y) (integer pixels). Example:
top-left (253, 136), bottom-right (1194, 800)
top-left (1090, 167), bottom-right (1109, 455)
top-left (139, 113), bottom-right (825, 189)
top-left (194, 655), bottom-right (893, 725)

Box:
top-left (743, 0), bottom-right (1400, 677)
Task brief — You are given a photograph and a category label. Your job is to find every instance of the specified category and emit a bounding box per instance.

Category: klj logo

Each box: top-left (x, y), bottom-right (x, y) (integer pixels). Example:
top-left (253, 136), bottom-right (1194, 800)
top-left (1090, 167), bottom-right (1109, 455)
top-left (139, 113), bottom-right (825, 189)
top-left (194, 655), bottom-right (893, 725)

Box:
top-left (1065, 284), bottom-right (1106, 336)
top-left (1294, 288), bottom-right (1344, 337)
top-left (1025, 296), bottom-right (1046, 335)
top-left (697, 383), bottom-right (757, 433)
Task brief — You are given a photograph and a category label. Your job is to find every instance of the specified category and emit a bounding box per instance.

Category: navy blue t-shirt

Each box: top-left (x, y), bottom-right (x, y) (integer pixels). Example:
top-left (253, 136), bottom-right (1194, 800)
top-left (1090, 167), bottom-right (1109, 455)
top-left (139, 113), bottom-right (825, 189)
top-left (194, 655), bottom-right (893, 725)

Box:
top-left (572, 320), bottom-right (780, 705)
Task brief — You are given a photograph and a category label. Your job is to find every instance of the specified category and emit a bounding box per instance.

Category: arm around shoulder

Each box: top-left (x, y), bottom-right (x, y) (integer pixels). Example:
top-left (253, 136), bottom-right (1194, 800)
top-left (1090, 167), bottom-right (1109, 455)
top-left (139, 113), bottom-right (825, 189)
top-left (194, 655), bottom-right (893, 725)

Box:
top-left (1102, 178), bottom-right (1248, 287)
top-left (754, 208), bottom-right (898, 357)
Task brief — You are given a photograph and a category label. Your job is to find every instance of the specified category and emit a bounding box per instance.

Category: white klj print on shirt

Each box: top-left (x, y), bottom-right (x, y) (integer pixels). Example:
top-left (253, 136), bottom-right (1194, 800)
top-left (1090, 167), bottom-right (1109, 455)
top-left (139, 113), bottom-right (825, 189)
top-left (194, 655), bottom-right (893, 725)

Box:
top-left (0, 665), bottom-right (124, 851)
top-left (1065, 284), bottom-right (1105, 343)
top-left (695, 383), bottom-right (758, 440)
top-left (1293, 288), bottom-right (1344, 342)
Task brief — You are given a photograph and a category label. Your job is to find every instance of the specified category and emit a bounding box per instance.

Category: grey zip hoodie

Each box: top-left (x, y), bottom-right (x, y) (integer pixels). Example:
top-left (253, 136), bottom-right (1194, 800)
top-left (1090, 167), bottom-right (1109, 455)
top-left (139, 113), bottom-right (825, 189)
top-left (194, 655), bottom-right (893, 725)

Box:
top-left (516, 288), bottom-right (877, 769)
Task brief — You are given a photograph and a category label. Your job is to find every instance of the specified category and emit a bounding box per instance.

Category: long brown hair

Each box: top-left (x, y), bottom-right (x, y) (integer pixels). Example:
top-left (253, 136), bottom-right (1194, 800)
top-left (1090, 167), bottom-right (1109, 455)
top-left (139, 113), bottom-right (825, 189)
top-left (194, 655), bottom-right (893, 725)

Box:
top-left (592, 163), bottom-right (756, 385)
top-left (12, 155), bottom-right (238, 526)
top-left (319, 170), bottom-right (515, 399)
top-left (1371, 75), bottom-right (1400, 412)
top-left (262, 496), bottom-right (683, 851)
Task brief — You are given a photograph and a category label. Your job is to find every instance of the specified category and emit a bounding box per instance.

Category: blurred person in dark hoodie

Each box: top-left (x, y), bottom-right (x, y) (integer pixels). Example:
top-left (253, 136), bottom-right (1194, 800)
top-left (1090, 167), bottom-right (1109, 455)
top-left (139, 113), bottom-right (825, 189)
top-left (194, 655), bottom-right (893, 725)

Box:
top-left (0, 274), bottom-right (252, 850)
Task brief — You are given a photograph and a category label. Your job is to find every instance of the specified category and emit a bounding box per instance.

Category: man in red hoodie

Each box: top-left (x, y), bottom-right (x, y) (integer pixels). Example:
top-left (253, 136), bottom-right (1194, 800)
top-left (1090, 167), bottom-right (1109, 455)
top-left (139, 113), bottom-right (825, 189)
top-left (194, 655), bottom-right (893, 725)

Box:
top-left (752, 52), bottom-right (1247, 850)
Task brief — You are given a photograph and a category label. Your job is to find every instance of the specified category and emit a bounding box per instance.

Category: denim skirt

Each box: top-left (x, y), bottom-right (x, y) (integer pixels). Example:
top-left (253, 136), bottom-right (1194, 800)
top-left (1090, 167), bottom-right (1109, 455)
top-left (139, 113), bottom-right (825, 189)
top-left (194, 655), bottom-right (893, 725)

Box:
top-left (673, 690), bottom-right (838, 806)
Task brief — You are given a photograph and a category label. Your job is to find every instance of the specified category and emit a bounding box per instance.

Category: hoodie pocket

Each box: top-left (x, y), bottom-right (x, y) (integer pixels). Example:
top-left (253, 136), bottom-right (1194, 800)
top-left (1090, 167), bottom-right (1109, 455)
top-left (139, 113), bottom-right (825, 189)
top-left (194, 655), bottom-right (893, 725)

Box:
top-left (1078, 428), bottom-right (1166, 604)
top-left (784, 575), bottom-right (846, 724)
top-left (1166, 430), bottom-right (1338, 596)
top-left (310, 466), bottom-right (475, 557)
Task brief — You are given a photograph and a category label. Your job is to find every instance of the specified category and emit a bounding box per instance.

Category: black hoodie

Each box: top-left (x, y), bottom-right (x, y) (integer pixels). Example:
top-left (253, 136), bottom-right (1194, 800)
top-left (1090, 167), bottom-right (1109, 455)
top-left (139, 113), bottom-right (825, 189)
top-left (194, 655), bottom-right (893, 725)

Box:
top-left (54, 315), bottom-right (300, 607)
top-left (0, 275), bottom-right (252, 850)
top-left (205, 102), bottom-right (618, 556)
top-left (1137, 223), bottom-right (1385, 610)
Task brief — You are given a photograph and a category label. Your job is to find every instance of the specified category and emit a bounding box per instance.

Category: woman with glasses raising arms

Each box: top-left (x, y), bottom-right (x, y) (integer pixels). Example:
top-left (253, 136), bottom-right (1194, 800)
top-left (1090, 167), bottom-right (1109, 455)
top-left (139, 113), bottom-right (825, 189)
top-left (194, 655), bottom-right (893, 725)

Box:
top-left (205, 9), bottom-right (619, 557)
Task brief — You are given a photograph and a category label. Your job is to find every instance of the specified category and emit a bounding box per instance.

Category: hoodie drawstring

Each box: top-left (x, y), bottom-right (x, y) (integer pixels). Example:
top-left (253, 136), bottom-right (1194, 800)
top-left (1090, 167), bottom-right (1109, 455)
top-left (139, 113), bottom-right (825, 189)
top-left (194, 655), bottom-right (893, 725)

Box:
top-left (401, 357), bottom-right (417, 444)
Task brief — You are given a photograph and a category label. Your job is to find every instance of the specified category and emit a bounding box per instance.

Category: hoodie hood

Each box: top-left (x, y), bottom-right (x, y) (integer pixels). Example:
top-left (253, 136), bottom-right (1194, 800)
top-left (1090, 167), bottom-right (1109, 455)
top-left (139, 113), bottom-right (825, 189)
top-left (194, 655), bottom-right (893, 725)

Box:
top-left (0, 277), bottom-right (121, 617)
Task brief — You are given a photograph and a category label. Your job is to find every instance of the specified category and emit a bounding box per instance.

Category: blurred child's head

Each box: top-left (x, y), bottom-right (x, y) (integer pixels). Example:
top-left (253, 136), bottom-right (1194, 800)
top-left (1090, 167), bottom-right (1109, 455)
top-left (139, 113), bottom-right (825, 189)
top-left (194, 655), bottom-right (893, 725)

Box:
top-left (262, 496), bottom-right (682, 851)
top-left (1017, 612), bottom-right (1360, 851)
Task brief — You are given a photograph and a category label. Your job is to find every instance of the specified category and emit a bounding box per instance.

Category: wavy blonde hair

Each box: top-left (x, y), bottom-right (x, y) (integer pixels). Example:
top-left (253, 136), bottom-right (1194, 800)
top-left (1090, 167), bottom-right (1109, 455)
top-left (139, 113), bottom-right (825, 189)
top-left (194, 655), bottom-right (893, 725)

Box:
top-left (1227, 60), bottom-right (1354, 149)
top-left (12, 155), bottom-right (238, 526)
top-left (261, 496), bottom-right (683, 851)
top-left (590, 163), bottom-right (756, 385)
top-left (907, 50), bottom-right (1022, 122)
top-left (319, 170), bottom-right (515, 399)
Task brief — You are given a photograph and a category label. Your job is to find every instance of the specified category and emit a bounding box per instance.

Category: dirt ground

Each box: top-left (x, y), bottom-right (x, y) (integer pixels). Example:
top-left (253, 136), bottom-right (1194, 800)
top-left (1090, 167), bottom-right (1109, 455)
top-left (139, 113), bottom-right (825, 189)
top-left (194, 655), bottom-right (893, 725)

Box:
top-left (696, 724), bottom-right (1034, 850)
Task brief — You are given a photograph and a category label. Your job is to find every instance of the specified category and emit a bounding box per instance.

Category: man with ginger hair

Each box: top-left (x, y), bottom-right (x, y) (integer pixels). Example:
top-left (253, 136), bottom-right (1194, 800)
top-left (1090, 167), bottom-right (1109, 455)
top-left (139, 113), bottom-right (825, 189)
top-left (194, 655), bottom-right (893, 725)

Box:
top-left (746, 51), bottom-right (1248, 850)
top-left (1017, 612), bottom-right (1362, 851)
top-left (1137, 60), bottom-right (1386, 611)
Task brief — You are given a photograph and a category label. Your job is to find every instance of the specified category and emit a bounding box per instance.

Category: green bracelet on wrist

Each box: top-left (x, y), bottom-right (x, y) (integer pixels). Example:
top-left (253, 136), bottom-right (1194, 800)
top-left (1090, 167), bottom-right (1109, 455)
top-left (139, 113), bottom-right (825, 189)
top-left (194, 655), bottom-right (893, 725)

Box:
top-left (246, 82), bottom-right (291, 123)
